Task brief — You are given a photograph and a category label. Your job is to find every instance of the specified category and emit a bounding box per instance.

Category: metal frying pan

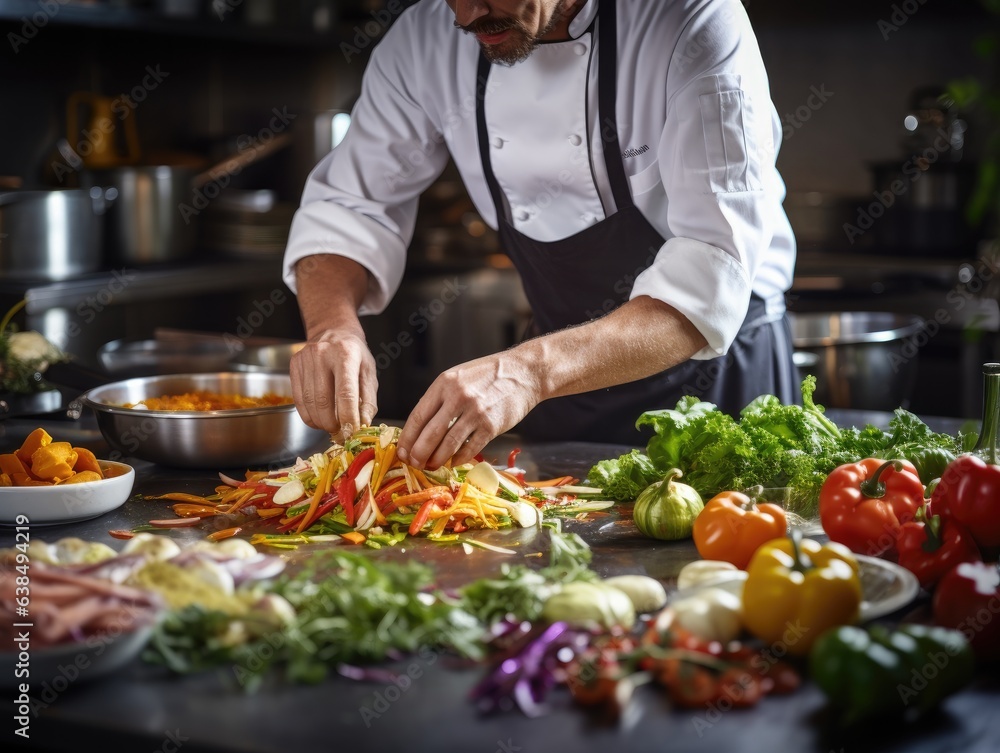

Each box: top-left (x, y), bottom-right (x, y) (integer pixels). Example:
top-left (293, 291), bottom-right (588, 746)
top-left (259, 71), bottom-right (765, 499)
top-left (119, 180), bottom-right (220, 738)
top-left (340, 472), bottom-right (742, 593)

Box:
top-left (229, 342), bottom-right (306, 373)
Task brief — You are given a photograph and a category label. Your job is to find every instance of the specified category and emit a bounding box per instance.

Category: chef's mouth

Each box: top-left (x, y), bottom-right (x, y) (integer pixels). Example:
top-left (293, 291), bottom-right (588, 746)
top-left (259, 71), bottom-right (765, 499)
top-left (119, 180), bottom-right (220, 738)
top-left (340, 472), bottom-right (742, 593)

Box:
top-left (456, 19), bottom-right (520, 43)
top-left (476, 29), bottom-right (512, 45)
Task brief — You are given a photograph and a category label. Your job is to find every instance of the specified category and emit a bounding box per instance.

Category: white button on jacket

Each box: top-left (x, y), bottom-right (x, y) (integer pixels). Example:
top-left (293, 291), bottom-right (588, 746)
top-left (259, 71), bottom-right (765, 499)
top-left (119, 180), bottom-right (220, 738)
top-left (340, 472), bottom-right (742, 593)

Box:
top-left (283, 0), bottom-right (796, 359)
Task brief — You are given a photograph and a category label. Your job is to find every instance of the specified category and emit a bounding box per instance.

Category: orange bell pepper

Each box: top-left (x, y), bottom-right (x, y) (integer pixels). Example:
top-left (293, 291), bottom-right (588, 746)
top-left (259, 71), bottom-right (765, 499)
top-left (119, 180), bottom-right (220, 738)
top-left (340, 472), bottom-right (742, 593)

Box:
top-left (692, 489), bottom-right (789, 569)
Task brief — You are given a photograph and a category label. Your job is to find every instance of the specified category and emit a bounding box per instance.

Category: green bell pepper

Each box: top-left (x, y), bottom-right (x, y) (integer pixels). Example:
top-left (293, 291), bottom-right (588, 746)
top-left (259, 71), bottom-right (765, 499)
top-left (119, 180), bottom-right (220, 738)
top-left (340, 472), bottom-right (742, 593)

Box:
top-left (810, 623), bottom-right (974, 725)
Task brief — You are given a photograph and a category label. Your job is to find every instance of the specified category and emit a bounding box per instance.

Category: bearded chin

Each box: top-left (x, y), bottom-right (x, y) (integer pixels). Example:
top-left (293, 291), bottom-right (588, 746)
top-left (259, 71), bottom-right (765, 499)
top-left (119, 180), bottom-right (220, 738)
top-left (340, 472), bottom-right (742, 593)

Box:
top-left (479, 33), bottom-right (538, 66)
top-left (474, 2), bottom-right (568, 66)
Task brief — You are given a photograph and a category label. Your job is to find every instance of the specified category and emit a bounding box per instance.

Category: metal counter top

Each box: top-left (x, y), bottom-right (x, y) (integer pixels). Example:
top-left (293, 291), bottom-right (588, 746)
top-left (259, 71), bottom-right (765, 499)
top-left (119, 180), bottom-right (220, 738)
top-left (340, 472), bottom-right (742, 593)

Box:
top-left (1, 411), bottom-right (997, 753)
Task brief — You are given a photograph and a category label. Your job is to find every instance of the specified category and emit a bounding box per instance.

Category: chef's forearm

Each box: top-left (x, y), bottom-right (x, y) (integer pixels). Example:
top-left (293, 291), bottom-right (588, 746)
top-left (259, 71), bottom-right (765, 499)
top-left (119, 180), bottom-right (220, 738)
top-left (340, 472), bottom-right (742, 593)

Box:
top-left (293, 255), bottom-right (371, 341)
top-left (514, 296), bottom-right (708, 400)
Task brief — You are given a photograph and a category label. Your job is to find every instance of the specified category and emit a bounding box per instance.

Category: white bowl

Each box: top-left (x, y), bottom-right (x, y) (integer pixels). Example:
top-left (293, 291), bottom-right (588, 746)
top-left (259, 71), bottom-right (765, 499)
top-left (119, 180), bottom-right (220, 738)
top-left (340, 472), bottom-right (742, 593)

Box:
top-left (0, 461), bottom-right (135, 526)
top-left (0, 623), bottom-right (154, 689)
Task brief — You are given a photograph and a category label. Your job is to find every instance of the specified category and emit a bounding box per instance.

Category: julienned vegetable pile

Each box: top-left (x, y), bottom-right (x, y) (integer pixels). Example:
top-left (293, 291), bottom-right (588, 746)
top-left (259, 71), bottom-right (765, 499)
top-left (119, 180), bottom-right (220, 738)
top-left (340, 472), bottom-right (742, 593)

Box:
top-left (137, 425), bottom-right (609, 549)
top-left (587, 376), bottom-right (970, 515)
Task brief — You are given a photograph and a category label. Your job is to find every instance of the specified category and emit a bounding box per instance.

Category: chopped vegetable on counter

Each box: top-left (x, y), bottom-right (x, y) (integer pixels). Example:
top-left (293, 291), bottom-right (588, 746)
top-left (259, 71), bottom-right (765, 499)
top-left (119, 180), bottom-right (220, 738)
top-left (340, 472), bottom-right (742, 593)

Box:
top-left (143, 424), bottom-right (606, 546)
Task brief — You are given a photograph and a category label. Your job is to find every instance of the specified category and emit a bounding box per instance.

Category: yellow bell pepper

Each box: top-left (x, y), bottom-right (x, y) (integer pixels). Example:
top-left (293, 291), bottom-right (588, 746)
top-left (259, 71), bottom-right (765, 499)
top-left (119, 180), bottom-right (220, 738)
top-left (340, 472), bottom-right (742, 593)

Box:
top-left (742, 532), bottom-right (862, 656)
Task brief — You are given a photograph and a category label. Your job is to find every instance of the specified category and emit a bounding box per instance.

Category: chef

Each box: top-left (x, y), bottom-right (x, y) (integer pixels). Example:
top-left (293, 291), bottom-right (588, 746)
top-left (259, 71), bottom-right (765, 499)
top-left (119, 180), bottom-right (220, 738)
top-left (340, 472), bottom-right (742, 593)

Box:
top-left (282, 0), bottom-right (798, 469)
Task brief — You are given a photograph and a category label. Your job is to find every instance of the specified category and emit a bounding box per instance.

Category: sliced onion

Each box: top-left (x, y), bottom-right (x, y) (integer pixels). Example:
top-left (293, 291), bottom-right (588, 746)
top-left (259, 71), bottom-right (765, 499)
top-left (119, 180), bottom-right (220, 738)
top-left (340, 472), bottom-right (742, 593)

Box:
top-left (548, 485), bottom-right (603, 496)
top-left (218, 472), bottom-right (244, 487)
top-left (353, 459), bottom-right (376, 492)
top-left (512, 501), bottom-right (539, 528)
top-left (467, 461), bottom-right (501, 496)
top-left (223, 555), bottom-right (286, 585)
top-left (272, 477), bottom-right (306, 506)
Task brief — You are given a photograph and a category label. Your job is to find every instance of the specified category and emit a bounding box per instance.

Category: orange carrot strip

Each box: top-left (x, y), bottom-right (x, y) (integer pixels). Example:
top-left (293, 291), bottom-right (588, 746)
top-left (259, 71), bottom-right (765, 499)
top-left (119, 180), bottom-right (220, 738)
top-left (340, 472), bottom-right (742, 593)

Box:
top-left (428, 506), bottom-right (478, 520)
top-left (207, 526), bottom-right (242, 541)
top-left (525, 476), bottom-right (577, 488)
top-left (224, 488), bottom-right (257, 514)
top-left (341, 532), bottom-right (366, 545)
top-left (387, 486), bottom-right (452, 509)
top-left (172, 503), bottom-right (222, 518)
top-left (373, 445), bottom-right (396, 493)
top-left (296, 462), bottom-right (333, 534)
top-left (411, 468), bottom-right (435, 490)
top-left (257, 508), bottom-right (285, 519)
top-left (145, 492), bottom-right (214, 503)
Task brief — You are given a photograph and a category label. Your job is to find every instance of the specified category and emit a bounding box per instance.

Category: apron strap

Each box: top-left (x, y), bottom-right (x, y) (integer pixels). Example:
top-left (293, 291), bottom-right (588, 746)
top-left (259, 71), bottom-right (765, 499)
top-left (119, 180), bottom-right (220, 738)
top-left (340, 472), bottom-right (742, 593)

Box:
top-left (475, 0), bottom-right (633, 221)
top-left (596, 0), bottom-right (634, 212)
top-left (475, 55), bottom-right (509, 224)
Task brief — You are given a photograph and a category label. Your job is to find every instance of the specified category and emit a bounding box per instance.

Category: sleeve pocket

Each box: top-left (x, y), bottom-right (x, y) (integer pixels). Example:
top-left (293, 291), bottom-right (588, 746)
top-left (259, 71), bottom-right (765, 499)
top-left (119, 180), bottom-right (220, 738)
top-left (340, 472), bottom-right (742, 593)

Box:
top-left (627, 159), bottom-right (663, 198)
top-left (698, 86), bottom-right (762, 194)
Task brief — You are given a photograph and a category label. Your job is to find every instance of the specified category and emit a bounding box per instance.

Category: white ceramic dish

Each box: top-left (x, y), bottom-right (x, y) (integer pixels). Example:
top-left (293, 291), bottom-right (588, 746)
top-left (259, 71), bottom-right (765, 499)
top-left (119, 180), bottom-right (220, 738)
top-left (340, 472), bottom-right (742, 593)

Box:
top-left (669, 555), bottom-right (920, 622)
top-left (0, 460), bottom-right (135, 526)
top-left (0, 623), bottom-right (153, 689)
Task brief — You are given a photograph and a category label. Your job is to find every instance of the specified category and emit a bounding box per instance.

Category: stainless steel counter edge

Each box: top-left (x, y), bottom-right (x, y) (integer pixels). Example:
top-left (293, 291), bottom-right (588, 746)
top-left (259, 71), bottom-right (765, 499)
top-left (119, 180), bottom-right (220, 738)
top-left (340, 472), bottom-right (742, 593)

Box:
top-left (0, 257), bottom-right (285, 313)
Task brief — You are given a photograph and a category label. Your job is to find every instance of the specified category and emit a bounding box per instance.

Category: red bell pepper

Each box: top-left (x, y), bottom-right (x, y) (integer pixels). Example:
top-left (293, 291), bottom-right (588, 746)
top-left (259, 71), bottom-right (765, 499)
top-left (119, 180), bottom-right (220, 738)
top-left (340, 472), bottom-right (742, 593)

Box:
top-left (942, 455), bottom-right (1000, 549)
top-left (932, 560), bottom-right (1000, 661)
top-left (819, 458), bottom-right (923, 557)
top-left (897, 506), bottom-right (981, 590)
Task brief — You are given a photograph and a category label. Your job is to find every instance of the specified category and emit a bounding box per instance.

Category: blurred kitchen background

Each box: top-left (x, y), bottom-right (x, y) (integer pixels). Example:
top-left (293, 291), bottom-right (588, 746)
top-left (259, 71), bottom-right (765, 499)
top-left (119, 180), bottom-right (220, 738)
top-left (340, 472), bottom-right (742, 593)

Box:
top-left (0, 0), bottom-right (996, 420)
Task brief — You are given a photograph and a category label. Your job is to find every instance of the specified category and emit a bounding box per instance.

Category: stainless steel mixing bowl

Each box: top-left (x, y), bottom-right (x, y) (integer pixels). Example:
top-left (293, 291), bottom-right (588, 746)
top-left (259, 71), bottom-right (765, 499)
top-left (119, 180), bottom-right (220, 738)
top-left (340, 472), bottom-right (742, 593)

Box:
top-left (83, 372), bottom-right (328, 469)
top-left (790, 312), bottom-right (925, 411)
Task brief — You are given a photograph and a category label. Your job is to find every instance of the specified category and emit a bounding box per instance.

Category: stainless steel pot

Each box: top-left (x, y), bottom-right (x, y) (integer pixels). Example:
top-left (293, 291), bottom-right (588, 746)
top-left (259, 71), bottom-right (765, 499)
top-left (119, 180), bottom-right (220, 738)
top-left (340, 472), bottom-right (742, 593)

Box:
top-left (0, 187), bottom-right (112, 279)
top-left (85, 165), bottom-right (199, 265)
top-left (83, 372), bottom-right (327, 468)
top-left (790, 312), bottom-right (925, 411)
top-left (869, 160), bottom-right (978, 255)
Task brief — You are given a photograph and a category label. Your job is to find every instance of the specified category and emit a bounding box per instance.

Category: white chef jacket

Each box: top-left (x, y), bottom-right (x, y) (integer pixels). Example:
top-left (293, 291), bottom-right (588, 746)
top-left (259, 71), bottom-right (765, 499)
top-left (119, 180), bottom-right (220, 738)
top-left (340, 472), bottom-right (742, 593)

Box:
top-left (283, 0), bottom-right (796, 359)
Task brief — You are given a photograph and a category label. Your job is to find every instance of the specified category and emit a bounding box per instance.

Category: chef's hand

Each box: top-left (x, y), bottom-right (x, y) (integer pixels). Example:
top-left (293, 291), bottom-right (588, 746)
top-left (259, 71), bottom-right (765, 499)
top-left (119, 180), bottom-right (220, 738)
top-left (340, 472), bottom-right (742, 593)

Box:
top-left (290, 328), bottom-right (378, 440)
top-left (288, 254), bottom-right (377, 440)
top-left (396, 352), bottom-right (541, 470)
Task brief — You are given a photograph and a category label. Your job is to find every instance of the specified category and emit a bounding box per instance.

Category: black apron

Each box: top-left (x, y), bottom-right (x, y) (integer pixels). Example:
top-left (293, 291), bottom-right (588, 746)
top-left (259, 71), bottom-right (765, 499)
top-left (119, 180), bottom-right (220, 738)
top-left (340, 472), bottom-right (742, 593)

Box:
top-left (475, 0), bottom-right (798, 445)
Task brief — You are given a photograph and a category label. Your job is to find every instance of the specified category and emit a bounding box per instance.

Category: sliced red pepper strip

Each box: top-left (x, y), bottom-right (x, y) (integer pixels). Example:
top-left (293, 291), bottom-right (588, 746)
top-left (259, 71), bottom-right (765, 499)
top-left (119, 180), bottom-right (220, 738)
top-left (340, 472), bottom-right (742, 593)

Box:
top-left (375, 477), bottom-right (409, 513)
top-left (507, 448), bottom-right (521, 469)
top-left (297, 491), bottom-right (341, 533)
top-left (336, 475), bottom-right (358, 527)
top-left (347, 447), bottom-right (376, 480)
top-left (408, 493), bottom-right (452, 536)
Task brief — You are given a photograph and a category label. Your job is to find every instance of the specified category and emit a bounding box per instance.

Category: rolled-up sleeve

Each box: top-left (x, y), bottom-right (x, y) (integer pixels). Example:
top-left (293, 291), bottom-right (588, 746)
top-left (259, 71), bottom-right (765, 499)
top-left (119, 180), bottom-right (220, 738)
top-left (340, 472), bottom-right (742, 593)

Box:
top-left (282, 18), bottom-right (450, 315)
top-left (630, 0), bottom-right (783, 358)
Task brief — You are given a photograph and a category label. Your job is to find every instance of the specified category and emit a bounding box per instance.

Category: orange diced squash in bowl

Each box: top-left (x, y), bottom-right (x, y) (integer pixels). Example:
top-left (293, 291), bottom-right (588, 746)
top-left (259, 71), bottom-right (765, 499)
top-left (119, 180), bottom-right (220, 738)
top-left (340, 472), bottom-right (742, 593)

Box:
top-left (71, 447), bottom-right (104, 477)
top-left (15, 428), bottom-right (52, 466)
top-left (31, 443), bottom-right (79, 482)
